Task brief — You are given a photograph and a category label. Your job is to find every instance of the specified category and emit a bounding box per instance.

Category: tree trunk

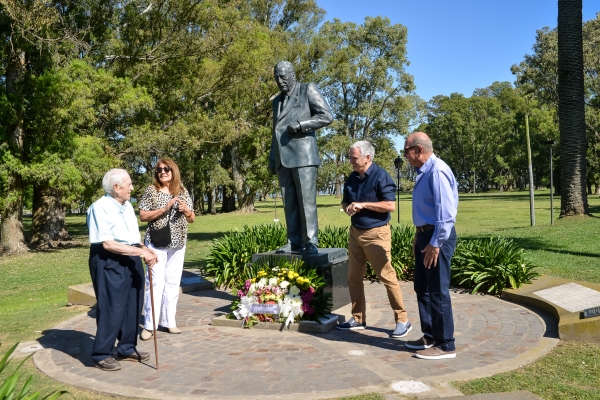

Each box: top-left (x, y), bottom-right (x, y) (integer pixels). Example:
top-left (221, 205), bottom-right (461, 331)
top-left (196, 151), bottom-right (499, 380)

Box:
top-left (28, 185), bottom-right (71, 249)
top-left (1, 50), bottom-right (27, 254)
top-left (558, 0), bottom-right (588, 216)
top-left (221, 186), bottom-right (236, 212)
top-left (231, 142), bottom-right (255, 212)
top-left (208, 188), bottom-right (216, 215)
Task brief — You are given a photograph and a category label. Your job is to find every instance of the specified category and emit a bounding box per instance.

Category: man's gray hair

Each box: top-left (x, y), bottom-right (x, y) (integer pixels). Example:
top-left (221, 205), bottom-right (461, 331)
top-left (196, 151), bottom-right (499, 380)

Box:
top-left (408, 133), bottom-right (434, 154)
top-left (350, 140), bottom-right (375, 160)
top-left (274, 61), bottom-right (296, 76)
top-left (102, 168), bottom-right (129, 194)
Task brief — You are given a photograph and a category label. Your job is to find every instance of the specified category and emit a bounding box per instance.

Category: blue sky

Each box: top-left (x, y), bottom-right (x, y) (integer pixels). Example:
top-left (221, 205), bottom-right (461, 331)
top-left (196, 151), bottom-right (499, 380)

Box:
top-left (317, 0), bottom-right (598, 102)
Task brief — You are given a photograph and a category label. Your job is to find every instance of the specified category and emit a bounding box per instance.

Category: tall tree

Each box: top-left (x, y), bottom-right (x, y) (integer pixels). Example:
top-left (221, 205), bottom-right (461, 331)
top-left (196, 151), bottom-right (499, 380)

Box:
top-left (557, 0), bottom-right (588, 215)
top-left (314, 16), bottom-right (418, 196)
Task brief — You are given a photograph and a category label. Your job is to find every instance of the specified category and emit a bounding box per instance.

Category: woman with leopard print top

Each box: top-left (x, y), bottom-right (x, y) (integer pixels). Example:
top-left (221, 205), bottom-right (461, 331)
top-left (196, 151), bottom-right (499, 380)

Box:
top-left (138, 157), bottom-right (195, 340)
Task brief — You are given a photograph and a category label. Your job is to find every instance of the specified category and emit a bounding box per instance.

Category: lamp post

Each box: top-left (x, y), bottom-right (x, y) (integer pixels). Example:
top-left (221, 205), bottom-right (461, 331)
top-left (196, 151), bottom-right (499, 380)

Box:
top-left (394, 156), bottom-right (404, 224)
top-left (544, 140), bottom-right (556, 226)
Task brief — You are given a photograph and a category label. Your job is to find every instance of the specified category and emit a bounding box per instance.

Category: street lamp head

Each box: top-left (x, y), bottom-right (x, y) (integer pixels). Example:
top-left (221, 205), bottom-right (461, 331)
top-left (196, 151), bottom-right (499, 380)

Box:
top-left (394, 156), bottom-right (403, 170)
top-left (544, 140), bottom-right (556, 146)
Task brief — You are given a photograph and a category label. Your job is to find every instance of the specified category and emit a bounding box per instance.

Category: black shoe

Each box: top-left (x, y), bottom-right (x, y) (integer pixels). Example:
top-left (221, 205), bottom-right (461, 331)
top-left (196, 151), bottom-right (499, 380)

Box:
top-left (94, 357), bottom-right (122, 371)
top-left (117, 350), bottom-right (150, 362)
top-left (304, 243), bottom-right (318, 254)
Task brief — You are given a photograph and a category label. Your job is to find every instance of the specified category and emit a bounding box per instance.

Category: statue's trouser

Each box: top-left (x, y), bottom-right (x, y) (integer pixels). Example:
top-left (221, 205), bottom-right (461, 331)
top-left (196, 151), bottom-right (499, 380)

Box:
top-left (277, 165), bottom-right (318, 249)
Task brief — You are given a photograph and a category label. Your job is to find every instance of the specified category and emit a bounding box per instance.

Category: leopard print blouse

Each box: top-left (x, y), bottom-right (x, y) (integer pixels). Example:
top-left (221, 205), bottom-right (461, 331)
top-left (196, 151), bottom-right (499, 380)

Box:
top-left (139, 185), bottom-right (193, 249)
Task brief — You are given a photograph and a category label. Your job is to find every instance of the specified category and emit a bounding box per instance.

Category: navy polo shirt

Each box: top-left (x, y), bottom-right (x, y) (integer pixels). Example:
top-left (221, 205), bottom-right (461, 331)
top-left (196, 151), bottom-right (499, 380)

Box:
top-left (342, 162), bottom-right (396, 229)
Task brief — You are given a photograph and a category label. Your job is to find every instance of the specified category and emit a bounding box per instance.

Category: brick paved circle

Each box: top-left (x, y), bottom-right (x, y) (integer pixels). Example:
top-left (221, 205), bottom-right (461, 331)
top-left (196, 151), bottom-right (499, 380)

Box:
top-left (34, 282), bottom-right (558, 399)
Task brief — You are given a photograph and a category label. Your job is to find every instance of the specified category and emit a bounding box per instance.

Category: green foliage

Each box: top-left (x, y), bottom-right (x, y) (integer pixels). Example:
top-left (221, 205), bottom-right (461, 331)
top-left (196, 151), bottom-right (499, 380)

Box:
top-left (318, 225), bottom-right (349, 248)
top-left (452, 237), bottom-right (539, 295)
top-left (390, 224), bottom-right (415, 280)
top-left (203, 223), bottom-right (287, 288)
top-left (0, 343), bottom-right (67, 400)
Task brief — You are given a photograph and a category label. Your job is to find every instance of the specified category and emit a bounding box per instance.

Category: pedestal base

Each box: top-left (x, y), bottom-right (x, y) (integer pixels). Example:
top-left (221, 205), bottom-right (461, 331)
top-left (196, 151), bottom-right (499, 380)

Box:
top-left (252, 248), bottom-right (351, 311)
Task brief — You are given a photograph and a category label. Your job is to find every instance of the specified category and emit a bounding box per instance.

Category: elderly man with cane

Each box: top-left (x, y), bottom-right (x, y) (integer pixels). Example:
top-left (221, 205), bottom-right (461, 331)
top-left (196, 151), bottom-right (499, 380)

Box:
top-left (87, 168), bottom-right (158, 371)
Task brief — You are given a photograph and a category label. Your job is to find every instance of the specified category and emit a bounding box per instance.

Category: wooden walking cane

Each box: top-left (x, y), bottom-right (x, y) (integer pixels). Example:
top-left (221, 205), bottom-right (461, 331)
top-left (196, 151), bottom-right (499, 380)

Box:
top-left (144, 257), bottom-right (159, 369)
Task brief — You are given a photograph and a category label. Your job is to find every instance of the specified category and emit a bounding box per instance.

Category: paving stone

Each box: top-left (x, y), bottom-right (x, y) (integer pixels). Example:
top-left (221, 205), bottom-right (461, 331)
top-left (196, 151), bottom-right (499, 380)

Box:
top-left (33, 282), bottom-right (558, 399)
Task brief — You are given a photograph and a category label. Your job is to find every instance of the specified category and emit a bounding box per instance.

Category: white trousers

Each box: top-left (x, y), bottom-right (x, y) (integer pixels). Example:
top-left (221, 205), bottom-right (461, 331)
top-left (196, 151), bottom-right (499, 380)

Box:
top-left (143, 244), bottom-right (186, 329)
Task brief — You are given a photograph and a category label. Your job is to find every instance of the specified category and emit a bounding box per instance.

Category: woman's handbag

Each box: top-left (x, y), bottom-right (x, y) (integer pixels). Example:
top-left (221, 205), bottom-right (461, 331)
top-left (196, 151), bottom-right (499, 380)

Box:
top-left (150, 219), bottom-right (171, 248)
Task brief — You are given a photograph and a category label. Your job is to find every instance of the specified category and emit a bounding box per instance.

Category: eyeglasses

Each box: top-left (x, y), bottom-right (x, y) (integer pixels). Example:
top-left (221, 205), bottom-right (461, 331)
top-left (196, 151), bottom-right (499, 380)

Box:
top-left (403, 145), bottom-right (419, 155)
top-left (156, 166), bottom-right (171, 173)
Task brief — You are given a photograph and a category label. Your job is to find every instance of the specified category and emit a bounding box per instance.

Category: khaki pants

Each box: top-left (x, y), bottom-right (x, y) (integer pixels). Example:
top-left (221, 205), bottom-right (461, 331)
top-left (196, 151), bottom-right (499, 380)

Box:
top-left (348, 224), bottom-right (408, 324)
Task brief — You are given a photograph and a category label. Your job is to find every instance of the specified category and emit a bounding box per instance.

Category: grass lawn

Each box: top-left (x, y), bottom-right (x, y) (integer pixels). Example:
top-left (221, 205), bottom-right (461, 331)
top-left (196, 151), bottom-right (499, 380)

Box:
top-left (0, 189), bottom-right (599, 399)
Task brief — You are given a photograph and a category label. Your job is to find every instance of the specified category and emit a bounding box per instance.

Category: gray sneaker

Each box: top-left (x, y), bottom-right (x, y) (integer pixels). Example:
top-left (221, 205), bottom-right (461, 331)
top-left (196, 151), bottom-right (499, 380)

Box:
top-left (391, 321), bottom-right (412, 338)
top-left (405, 336), bottom-right (434, 350)
top-left (336, 317), bottom-right (366, 330)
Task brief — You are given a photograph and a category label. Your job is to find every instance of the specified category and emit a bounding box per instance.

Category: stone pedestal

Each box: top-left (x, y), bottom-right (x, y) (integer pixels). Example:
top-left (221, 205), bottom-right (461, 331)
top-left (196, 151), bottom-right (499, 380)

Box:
top-left (252, 248), bottom-right (351, 311)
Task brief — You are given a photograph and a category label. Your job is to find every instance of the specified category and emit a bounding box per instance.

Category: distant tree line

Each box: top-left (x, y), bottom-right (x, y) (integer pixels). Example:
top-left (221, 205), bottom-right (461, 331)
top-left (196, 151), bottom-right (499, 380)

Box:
top-left (0, 0), bottom-right (594, 254)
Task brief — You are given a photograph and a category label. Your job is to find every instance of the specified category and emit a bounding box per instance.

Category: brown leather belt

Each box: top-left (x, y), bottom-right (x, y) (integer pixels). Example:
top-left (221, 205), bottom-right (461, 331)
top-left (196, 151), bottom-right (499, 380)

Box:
top-left (415, 224), bottom-right (434, 233)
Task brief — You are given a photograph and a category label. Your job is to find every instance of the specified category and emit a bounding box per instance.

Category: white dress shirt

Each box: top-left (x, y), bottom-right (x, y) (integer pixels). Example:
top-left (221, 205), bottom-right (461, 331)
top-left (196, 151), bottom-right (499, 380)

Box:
top-left (87, 194), bottom-right (141, 245)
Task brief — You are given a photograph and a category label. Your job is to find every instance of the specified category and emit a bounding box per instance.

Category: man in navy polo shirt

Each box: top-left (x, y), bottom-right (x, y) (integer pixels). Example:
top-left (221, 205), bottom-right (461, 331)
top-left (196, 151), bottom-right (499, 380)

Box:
top-left (337, 141), bottom-right (411, 338)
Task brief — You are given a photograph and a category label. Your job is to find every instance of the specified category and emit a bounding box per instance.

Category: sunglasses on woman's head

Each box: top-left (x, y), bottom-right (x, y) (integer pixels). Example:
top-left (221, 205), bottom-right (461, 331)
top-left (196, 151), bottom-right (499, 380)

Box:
top-left (156, 166), bottom-right (171, 173)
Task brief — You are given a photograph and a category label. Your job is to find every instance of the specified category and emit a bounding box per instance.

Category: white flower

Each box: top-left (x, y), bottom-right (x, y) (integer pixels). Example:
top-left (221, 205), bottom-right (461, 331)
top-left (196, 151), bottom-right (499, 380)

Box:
top-left (233, 296), bottom-right (254, 319)
top-left (268, 277), bottom-right (279, 287)
top-left (290, 296), bottom-right (303, 317)
top-left (248, 283), bottom-right (256, 294)
top-left (289, 285), bottom-right (300, 296)
top-left (257, 278), bottom-right (267, 288)
top-left (279, 281), bottom-right (290, 289)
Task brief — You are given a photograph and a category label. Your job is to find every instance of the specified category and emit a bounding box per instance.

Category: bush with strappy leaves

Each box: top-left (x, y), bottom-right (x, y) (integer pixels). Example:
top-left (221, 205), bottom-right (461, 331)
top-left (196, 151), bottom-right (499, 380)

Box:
top-left (452, 237), bottom-right (539, 295)
top-left (203, 224), bottom-right (287, 288)
top-left (0, 343), bottom-right (67, 400)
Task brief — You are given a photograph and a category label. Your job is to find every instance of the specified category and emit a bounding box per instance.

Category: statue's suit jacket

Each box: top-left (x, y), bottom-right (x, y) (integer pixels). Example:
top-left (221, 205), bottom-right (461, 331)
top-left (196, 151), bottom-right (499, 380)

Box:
top-left (269, 82), bottom-right (333, 170)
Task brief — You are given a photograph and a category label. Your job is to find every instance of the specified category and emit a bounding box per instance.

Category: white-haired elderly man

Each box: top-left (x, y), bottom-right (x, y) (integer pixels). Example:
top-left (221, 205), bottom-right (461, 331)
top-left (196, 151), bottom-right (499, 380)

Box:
top-left (87, 168), bottom-right (158, 371)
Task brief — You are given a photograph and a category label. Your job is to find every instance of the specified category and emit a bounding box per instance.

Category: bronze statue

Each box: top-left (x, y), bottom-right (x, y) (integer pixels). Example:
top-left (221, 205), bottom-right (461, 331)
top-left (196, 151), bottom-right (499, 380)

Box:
top-left (268, 61), bottom-right (333, 254)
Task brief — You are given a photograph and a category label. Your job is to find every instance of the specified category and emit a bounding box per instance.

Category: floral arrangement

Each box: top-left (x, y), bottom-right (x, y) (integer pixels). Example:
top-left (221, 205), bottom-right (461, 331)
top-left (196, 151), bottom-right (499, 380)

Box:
top-left (228, 257), bottom-right (331, 328)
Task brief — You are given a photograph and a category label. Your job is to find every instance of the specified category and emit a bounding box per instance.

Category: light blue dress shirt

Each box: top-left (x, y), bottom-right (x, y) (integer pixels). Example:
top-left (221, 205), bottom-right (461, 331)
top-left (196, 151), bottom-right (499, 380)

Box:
top-left (412, 154), bottom-right (459, 248)
top-left (87, 194), bottom-right (141, 245)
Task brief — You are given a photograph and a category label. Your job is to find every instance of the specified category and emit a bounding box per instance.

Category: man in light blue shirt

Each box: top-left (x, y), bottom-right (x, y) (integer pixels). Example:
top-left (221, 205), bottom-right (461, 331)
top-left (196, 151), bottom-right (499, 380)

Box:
top-left (87, 168), bottom-right (158, 371)
top-left (403, 132), bottom-right (459, 360)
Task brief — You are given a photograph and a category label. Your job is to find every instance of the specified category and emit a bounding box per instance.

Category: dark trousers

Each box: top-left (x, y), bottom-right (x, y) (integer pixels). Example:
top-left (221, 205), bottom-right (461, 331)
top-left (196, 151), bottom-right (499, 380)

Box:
top-left (413, 227), bottom-right (457, 351)
top-left (277, 165), bottom-right (318, 248)
top-left (89, 243), bottom-right (144, 363)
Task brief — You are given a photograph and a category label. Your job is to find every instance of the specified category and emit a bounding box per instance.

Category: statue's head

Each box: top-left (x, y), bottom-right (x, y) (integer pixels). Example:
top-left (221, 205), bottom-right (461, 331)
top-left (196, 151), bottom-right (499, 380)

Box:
top-left (274, 61), bottom-right (296, 94)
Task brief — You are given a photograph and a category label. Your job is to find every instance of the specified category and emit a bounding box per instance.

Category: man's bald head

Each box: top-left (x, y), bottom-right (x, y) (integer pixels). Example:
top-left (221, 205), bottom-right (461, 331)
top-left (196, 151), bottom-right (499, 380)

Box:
top-left (406, 132), bottom-right (433, 154)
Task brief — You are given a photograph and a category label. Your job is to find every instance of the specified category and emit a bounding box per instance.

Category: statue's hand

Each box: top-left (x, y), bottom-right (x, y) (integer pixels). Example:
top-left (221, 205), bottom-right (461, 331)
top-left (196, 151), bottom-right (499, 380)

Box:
top-left (268, 161), bottom-right (275, 175)
top-left (287, 122), bottom-right (301, 136)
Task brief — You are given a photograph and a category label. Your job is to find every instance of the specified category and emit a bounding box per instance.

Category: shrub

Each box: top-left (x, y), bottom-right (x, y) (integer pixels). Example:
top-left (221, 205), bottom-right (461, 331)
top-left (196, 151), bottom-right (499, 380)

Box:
top-left (204, 223), bottom-right (419, 288)
top-left (203, 224), bottom-right (287, 288)
top-left (452, 237), bottom-right (539, 295)
top-left (390, 224), bottom-right (416, 281)
top-left (0, 343), bottom-right (67, 400)
top-left (318, 225), bottom-right (349, 248)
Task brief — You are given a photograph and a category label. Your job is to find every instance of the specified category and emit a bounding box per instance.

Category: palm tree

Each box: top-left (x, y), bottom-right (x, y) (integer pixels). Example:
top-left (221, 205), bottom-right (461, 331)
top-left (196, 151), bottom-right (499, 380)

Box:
top-left (558, 0), bottom-right (588, 216)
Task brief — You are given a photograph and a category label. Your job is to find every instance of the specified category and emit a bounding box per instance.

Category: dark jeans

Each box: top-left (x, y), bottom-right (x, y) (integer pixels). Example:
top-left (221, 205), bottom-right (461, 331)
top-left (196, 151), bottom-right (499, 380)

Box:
top-left (413, 227), bottom-right (457, 351)
top-left (89, 243), bottom-right (144, 363)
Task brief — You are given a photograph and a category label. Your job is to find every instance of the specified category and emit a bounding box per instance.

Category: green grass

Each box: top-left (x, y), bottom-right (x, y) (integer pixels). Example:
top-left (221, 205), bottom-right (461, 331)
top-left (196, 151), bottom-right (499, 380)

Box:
top-left (1, 189), bottom-right (600, 399)
top-left (454, 341), bottom-right (600, 399)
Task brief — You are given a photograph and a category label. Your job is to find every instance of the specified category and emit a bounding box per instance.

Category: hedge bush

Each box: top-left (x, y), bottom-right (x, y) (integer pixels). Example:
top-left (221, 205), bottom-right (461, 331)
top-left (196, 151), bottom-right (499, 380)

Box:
top-left (452, 237), bottom-right (539, 295)
top-left (203, 224), bottom-right (539, 295)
